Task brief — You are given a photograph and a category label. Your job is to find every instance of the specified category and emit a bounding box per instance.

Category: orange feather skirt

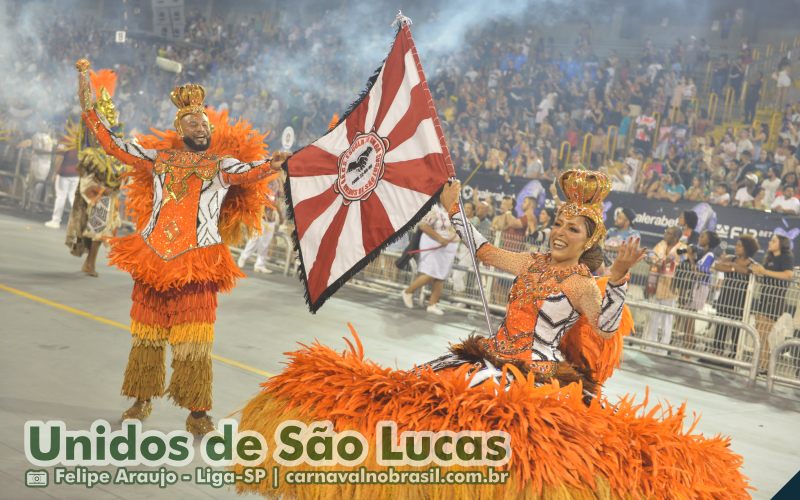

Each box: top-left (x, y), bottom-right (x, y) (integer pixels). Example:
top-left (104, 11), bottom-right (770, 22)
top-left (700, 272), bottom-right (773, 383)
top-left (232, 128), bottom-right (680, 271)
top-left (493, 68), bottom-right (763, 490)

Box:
top-left (109, 234), bottom-right (244, 293)
top-left (235, 323), bottom-right (750, 499)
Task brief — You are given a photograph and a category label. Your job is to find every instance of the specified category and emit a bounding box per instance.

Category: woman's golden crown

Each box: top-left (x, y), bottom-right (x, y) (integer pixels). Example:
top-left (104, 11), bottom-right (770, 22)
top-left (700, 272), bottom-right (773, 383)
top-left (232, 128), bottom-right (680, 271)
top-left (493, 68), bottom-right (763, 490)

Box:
top-left (558, 169), bottom-right (611, 207)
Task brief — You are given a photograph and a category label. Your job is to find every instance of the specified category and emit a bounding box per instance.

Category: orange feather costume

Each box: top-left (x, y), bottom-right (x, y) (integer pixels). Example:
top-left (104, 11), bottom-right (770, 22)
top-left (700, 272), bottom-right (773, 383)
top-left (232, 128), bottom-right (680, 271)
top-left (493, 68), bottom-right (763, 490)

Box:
top-left (235, 171), bottom-right (749, 498)
top-left (82, 91), bottom-right (277, 414)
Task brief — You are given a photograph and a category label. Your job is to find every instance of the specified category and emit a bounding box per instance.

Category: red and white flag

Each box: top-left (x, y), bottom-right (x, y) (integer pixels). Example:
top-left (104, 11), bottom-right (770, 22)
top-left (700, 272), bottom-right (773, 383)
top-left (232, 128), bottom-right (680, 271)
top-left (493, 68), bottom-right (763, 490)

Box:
top-left (285, 23), bottom-right (455, 312)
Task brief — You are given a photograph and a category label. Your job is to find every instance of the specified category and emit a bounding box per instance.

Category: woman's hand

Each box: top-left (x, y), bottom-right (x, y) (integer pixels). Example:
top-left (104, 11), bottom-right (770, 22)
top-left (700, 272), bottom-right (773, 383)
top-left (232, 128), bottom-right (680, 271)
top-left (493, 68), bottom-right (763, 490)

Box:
top-left (609, 237), bottom-right (646, 282)
top-left (270, 151), bottom-right (292, 171)
top-left (750, 263), bottom-right (765, 276)
top-left (440, 180), bottom-right (461, 212)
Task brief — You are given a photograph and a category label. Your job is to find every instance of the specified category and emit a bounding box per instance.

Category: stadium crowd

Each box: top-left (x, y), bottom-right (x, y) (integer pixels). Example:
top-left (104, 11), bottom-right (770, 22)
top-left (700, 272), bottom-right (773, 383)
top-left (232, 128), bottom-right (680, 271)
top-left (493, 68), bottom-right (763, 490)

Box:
top-left (2, 5), bottom-right (799, 218)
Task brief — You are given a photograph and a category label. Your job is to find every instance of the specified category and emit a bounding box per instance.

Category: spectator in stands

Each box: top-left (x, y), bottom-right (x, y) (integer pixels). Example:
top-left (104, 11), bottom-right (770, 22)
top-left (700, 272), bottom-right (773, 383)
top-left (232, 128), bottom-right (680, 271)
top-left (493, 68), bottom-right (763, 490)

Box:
top-left (761, 167), bottom-right (782, 206)
top-left (712, 235), bottom-right (759, 358)
top-left (525, 148), bottom-right (545, 178)
top-left (518, 196), bottom-right (540, 245)
top-left (471, 200), bottom-right (492, 238)
top-left (679, 210), bottom-right (699, 245)
top-left (735, 150), bottom-right (757, 183)
top-left (752, 188), bottom-right (769, 210)
top-left (744, 73), bottom-right (762, 124)
top-left (493, 196), bottom-right (538, 252)
top-left (750, 235), bottom-right (794, 372)
top-left (401, 203), bottom-right (459, 316)
top-left (530, 207), bottom-right (554, 247)
top-left (734, 173), bottom-right (759, 208)
top-left (462, 201), bottom-right (475, 221)
top-left (728, 60), bottom-right (744, 99)
top-left (605, 207), bottom-right (640, 250)
top-left (685, 176), bottom-right (707, 202)
top-left (773, 60), bottom-right (792, 108)
top-left (771, 186), bottom-right (800, 215)
top-left (643, 226), bottom-right (685, 354)
top-left (490, 195), bottom-right (521, 245)
top-left (709, 183), bottom-right (731, 206)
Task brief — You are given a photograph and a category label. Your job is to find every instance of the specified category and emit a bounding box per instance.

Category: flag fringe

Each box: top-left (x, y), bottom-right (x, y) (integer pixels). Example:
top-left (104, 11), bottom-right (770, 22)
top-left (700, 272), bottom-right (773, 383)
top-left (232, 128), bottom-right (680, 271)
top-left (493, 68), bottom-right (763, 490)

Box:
top-left (284, 169), bottom-right (445, 313)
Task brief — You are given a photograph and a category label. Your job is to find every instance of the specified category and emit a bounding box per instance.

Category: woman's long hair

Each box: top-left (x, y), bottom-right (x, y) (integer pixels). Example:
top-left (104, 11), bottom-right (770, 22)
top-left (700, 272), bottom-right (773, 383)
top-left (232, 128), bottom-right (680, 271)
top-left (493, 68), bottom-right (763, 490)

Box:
top-left (765, 235), bottom-right (793, 265)
top-left (580, 218), bottom-right (604, 273)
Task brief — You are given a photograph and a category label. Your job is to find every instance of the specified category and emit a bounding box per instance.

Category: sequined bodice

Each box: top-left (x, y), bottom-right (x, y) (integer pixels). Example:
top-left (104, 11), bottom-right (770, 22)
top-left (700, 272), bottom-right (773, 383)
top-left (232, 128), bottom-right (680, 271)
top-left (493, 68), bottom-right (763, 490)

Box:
top-left (153, 151), bottom-right (221, 203)
top-left (483, 254), bottom-right (591, 362)
top-left (506, 254), bottom-right (590, 305)
top-left (142, 150), bottom-right (228, 260)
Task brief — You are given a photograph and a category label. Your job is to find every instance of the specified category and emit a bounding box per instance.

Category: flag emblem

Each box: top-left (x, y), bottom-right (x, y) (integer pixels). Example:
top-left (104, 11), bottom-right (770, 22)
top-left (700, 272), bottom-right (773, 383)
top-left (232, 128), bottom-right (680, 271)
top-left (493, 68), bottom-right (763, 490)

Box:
top-left (335, 131), bottom-right (389, 204)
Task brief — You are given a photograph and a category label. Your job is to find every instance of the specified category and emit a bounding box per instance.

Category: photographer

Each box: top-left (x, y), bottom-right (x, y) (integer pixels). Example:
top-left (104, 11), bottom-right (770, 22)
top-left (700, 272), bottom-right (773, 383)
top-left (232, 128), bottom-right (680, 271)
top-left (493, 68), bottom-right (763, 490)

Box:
top-left (643, 226), bottom-right (685, 354)
top-left (673, 231), bottom-right (720, 351)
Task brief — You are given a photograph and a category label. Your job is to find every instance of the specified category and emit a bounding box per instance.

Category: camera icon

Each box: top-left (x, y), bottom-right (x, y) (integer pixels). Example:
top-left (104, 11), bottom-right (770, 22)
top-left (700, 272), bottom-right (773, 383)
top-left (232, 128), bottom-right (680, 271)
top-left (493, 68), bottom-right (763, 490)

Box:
top-left (26, 470), bottom-right (48, 488)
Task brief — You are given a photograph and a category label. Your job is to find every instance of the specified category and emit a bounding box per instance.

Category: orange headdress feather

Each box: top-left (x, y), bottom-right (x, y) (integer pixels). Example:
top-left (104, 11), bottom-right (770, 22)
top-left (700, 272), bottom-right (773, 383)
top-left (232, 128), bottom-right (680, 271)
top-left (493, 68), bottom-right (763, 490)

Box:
top-left (89, 69), bottom-right (119, 127)
top-left (89, 69), bottom-right (117, 98)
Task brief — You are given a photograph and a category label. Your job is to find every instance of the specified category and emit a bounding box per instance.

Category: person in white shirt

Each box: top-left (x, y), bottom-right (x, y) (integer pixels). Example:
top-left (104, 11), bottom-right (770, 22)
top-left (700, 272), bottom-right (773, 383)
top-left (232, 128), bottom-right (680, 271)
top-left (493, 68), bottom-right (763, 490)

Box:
top-left (771, 186), bottom-right (800, 215)
top-left (610, 164), bottom-right (635, 192)
top-left (709, 183), bottom-right (731, 206)
top-left (734, 174), bottom-right (758, 207)
top-left (525, 149), bottom-right (545, 178)
top-left (736, 130), bottom-right (753, 160)
top-left (761, 167), bottom-right (782, 206)
top-left (401, 203), bottom-right (459, 315)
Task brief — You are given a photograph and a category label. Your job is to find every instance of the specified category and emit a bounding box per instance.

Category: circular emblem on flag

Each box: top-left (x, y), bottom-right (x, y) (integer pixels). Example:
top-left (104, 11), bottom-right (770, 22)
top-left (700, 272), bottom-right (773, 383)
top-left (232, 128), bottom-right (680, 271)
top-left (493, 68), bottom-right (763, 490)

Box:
top-left (334, 131), bottom-right (389, 204)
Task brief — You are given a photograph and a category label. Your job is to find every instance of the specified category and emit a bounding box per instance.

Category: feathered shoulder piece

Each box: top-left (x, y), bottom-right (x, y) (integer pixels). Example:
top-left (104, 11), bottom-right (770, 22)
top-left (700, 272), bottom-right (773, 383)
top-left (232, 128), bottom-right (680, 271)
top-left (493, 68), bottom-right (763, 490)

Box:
top-left (125, 108), bottom-right (276, 245)
top-left (559, 276), bottom-right (634, 388)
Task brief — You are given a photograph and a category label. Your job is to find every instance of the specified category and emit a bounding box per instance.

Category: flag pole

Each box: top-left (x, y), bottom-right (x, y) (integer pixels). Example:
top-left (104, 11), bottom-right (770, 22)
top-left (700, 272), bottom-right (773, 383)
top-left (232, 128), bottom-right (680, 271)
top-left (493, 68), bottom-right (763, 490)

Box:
top-left (455, 183), bottom-right (494, 336)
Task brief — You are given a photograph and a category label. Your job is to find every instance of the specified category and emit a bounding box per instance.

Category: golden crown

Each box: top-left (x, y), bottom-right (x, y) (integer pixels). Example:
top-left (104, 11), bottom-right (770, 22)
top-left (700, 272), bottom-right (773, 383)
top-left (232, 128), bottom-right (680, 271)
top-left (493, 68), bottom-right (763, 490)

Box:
top-left (557, 169), bottom-right (612, 250)
top-left (559, 169), bottom-right (611, 206)
top-left (170, 84), bottom-right (208, 132)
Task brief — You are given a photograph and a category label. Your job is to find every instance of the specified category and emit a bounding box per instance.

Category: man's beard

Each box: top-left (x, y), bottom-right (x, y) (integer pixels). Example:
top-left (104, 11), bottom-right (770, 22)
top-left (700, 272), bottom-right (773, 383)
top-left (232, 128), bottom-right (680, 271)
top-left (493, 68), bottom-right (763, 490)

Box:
top-left (183, 136), bottom-right (211, 151)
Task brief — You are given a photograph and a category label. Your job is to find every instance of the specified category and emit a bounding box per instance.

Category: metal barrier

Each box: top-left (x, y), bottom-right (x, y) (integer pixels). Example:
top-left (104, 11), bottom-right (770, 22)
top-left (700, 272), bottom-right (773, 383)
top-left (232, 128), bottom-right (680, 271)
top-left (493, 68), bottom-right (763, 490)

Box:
top-left (0, 144), bottom-right (58, 213)
top-left (625, 299), bottom-right (761, 386)
top-left (558, 141), bottom-right (571, 169)
top-left (767, 339), bottom-right (800, 393)
top-left (274, 230), bottom-right (295, 275)
top-left (606, 126), bottom-right (618, 163)
top-left (707, 93), bottom-right (719, 124)
top-left (230, 226), bottom-right (296, 276)
top-left (581, 133), bottom-right (593, 167)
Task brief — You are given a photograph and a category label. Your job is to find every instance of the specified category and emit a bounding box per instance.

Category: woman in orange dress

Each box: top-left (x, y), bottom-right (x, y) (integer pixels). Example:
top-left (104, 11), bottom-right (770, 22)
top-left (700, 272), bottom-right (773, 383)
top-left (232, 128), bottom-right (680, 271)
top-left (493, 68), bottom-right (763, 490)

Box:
top-left (236, 171), bottom-right (750, 499)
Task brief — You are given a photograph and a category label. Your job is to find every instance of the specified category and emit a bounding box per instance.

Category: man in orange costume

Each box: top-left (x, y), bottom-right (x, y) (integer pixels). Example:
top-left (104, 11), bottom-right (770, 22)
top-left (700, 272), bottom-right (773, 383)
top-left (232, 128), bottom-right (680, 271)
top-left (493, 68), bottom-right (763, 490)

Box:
top-left (76, 59), bottom-right (288, 434)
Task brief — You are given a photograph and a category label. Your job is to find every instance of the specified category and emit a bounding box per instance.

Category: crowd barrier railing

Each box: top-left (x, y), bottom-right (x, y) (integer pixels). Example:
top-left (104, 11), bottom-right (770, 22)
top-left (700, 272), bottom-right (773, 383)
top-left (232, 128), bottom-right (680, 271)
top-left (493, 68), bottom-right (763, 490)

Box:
top-left (625, 298), bottom-right (761, 386)
top-left (767, 339), bottom-right (800, 393)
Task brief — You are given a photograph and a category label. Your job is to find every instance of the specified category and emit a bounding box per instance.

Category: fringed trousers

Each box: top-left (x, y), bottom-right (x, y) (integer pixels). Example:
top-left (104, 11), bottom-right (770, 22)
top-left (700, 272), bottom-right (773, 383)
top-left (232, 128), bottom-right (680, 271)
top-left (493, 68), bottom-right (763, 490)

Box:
top-left (121, 280), bottom-right (217, 411)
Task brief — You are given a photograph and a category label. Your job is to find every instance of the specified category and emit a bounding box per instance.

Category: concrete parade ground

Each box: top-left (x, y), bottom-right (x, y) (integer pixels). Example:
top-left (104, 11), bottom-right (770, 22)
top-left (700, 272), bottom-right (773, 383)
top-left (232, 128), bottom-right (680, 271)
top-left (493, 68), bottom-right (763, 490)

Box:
top-left (0, 209), bottom-right (798, 499)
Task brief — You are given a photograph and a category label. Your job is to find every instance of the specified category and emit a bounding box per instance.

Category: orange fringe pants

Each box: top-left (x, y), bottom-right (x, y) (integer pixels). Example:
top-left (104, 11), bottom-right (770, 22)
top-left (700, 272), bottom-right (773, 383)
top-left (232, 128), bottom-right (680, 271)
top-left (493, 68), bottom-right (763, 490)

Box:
top-left (122, 281), bottom-right (217, 410)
